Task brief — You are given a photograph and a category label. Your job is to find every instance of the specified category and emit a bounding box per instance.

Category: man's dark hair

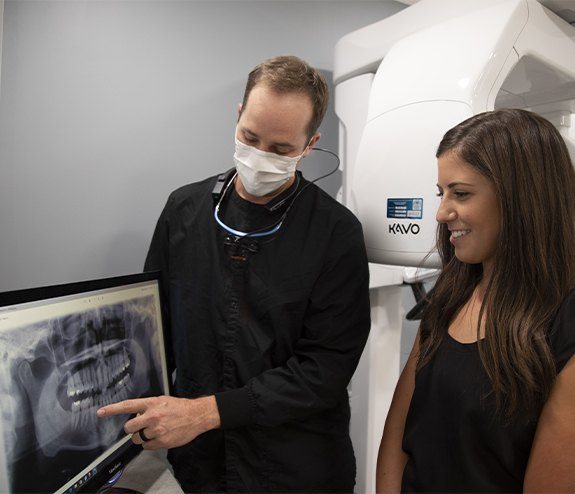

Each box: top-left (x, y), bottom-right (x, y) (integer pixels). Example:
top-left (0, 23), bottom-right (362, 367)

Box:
top-left (240, 55), bottom-right (329, 139)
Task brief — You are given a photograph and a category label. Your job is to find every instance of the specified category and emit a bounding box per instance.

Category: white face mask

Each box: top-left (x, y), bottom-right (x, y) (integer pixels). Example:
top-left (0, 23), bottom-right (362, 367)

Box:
top-left (233, 138), bottom-right (306, 197)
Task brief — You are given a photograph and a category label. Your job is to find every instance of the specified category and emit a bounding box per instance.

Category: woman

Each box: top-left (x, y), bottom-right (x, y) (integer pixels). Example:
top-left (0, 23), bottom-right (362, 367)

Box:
top-left (376, 108), bottom-right (575, 493)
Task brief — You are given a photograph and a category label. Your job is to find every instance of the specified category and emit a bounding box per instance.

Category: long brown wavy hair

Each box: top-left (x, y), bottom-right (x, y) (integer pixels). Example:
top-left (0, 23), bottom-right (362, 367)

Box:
top-left (418, 108), bottom-right (575, 422)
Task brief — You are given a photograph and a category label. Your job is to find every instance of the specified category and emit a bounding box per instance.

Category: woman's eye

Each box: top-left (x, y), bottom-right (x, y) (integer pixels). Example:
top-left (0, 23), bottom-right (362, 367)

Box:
top-left (436, 189), bottom-right (469, 199)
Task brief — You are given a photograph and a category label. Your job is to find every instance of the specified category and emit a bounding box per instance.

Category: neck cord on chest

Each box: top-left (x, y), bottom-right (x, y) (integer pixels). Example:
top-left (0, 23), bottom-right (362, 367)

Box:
top-left (213, 172), bottom-right (298, 238)
top-left (213, 147), bottom-right (340, 240)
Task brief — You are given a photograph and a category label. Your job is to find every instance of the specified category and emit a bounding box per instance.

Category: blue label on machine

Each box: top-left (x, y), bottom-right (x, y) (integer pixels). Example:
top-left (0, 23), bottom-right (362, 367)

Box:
top-left (387, 198), bottom-right (423, 219)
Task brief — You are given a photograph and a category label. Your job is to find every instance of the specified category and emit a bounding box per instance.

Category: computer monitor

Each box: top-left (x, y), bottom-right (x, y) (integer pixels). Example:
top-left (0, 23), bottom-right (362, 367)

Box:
top-left (0, 272), bottom-right (171, 494)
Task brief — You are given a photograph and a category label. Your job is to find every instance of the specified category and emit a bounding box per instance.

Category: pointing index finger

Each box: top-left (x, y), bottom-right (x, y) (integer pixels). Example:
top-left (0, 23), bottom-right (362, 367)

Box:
top-left (97, 398), bottom-right (150, 417)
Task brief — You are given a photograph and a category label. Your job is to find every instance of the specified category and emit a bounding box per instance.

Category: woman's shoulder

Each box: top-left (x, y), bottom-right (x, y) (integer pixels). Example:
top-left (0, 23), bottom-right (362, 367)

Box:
top-left (548, 288), bottom-right (575, 372)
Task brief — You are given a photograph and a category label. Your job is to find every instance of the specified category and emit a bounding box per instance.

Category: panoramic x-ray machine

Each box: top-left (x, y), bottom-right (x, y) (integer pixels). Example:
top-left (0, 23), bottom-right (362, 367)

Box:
top-left (335, 0), bottom-right (575, 492)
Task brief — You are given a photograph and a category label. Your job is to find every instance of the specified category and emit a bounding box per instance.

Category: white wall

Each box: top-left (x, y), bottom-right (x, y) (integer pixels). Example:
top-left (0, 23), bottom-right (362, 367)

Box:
top-left (0, 0), bottom-right (404, 291)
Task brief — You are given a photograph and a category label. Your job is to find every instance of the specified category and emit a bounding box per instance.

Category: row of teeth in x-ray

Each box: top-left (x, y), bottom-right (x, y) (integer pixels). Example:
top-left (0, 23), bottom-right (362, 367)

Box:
top-left (67, 353), bottom-right (131, 399)
top-left (70, 374), bottom-right (132, 412)
top-left (70, 381), bottom-right (132, 433)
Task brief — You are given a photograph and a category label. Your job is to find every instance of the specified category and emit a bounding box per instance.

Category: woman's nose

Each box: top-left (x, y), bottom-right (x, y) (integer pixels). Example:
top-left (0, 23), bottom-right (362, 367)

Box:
top-left (436, 200), bottom-right (457, 223)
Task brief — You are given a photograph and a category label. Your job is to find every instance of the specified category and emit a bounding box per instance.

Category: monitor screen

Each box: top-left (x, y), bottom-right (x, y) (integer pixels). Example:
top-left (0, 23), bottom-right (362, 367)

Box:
top-left (0, 272), bottom-right (171, 494)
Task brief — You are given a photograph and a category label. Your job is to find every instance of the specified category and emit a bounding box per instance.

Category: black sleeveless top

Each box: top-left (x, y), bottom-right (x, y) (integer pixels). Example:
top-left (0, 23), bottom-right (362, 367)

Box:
top-left (402, 290), bottom-right (575, 493)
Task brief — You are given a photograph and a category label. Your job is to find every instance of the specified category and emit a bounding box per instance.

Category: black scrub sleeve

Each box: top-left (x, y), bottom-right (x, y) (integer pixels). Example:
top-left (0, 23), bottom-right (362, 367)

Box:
top-left (215, 387), bottom-right (254, 429)
top-left (215, 216), bottom-right (371, 429)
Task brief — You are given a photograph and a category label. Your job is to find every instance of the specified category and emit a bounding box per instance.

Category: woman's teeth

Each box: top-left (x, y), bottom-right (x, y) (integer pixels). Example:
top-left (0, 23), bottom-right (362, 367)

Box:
top-left (452, 230), bottom-right (470, 238)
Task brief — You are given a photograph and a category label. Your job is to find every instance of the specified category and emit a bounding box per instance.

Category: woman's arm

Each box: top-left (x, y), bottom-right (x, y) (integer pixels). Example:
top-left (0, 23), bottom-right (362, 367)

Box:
top-left (524, 354), bottom-right (575, 492)
top-left (376, 330), bottom-right (420, 493)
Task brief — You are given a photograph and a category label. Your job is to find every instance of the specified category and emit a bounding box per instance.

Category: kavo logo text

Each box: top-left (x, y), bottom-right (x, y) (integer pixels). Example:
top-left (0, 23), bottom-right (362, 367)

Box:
top-left (388, 223), bottom-right (420, 235)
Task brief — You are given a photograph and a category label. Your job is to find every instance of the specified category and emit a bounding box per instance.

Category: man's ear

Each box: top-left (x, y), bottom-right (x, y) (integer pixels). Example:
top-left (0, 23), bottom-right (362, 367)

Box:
top-left (302, 132), bottom-right (321, 158)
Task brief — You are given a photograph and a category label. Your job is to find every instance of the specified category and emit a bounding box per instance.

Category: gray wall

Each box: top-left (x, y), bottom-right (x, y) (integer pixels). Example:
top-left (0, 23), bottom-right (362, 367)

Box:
top-left (0, 0), bottom-right (3, 94)
top-left (0, 0), bottom-right (404, 291)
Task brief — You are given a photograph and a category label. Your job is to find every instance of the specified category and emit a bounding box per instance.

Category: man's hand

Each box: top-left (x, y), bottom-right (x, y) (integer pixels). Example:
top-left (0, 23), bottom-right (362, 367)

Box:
top-left (96, 395), bottom-right (221, 450)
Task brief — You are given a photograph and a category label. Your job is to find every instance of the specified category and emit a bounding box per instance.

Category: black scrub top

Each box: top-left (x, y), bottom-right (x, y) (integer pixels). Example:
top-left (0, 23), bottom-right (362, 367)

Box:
top-left (144, 171), bottom-right (371, 493)
top-left (402, 290), bottom-right (575, 493)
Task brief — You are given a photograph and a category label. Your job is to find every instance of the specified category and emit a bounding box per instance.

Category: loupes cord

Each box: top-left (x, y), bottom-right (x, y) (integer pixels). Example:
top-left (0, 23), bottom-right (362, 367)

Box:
top-left (307, 147), bottom-right (341, 184)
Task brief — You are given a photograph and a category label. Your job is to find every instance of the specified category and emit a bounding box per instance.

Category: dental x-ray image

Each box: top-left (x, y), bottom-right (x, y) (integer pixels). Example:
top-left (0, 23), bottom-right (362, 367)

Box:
top-left (0, 295), bottom-right (164, 493)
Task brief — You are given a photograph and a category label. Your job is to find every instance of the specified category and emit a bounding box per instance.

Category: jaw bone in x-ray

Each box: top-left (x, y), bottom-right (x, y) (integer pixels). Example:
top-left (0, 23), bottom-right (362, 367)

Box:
top-left (0, 296), bottom-right (161, 473)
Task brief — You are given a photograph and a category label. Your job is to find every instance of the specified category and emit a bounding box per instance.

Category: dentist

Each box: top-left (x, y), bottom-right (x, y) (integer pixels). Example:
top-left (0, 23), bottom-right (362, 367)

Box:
top-left (98, 55), bottom-right (371, 493)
